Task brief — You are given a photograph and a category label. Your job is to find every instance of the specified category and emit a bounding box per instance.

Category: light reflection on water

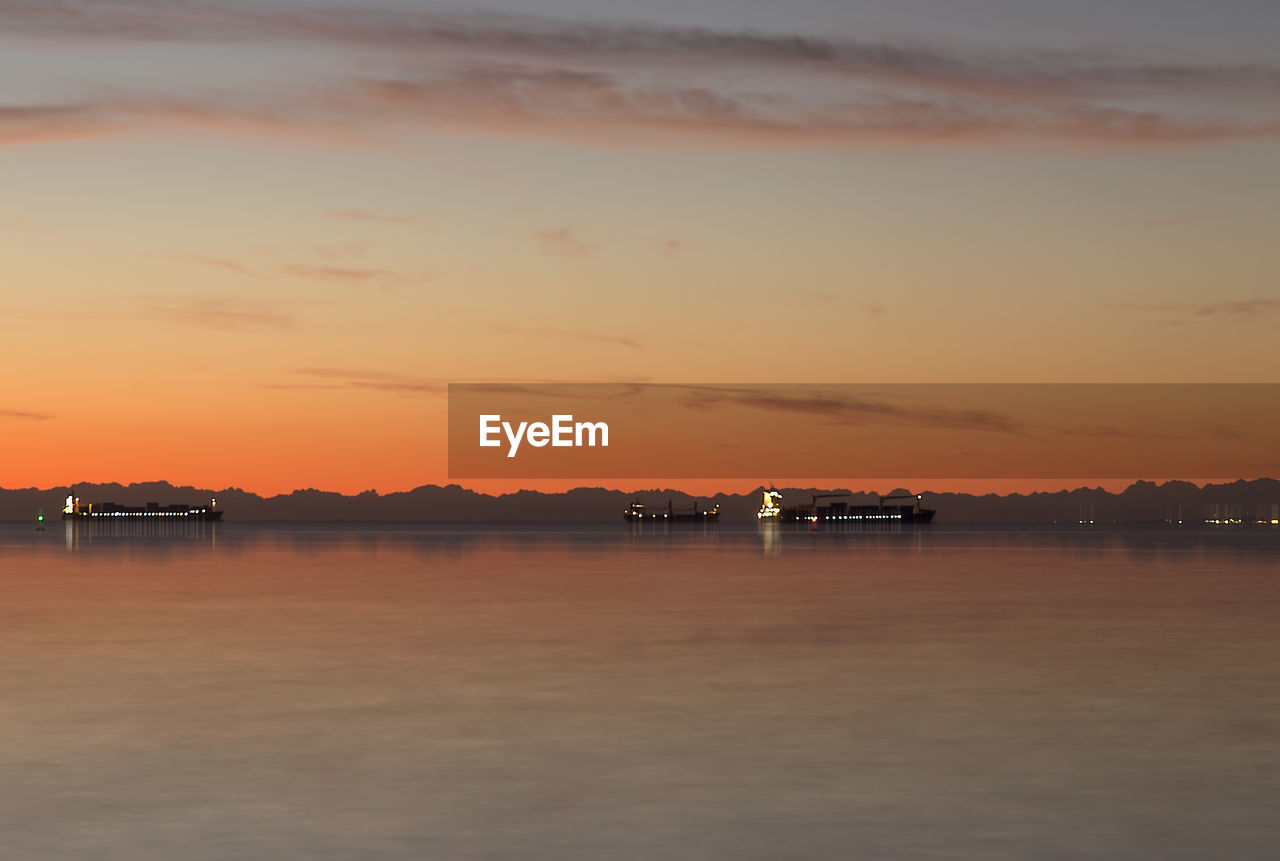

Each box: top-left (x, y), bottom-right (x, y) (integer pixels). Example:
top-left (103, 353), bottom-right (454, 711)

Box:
top-left (2, 523), bottom-right (1278, 859)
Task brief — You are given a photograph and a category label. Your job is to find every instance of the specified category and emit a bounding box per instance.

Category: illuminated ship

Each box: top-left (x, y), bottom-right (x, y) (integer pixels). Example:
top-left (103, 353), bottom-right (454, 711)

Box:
top-left (624, 499), bottom-right (719, 522)
top-left (61, 493), bottom-right (223, 521)
top-left (757, 488), bottom-right (934, 523)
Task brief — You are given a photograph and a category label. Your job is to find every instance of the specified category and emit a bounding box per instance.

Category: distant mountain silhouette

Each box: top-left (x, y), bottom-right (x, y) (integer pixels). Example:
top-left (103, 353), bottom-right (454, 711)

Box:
top-left (6, 479), bottom-right (1280, 523)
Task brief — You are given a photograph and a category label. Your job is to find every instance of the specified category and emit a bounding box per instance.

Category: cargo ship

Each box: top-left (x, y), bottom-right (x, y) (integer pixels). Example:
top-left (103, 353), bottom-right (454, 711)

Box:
top-left (624, 499), bottom-right (719, 522)
top-left (757, 488), bottom-right (934, 523)
top-left (61, 493), bottom-right (223, 521)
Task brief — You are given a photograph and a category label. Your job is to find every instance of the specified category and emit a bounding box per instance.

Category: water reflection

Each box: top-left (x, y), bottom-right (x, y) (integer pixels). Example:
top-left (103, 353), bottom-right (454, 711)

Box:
top-left (2, 522), bottom-right (1279, 859)
top-left (62, 518), bottom-right (220, 552)
top-left (757, 520), bottom-right (780, 556)
top-left (13, 521), bottom-right (1280, 565)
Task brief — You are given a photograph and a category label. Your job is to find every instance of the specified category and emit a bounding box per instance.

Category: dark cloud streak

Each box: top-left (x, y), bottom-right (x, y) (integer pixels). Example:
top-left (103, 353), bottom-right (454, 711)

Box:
top-left (142, 297), bottom-right (293, 331)
top-left (6, 3), bottom-right (1280, 99)
top-left (1114, 299), bottom-right (1280, 319)
top-left (274, 369), bottom-right (445, 396)
top-left (4, 3), bottom-right (1280, 150)
top-left (674, 386), bottom-right (1027, 434)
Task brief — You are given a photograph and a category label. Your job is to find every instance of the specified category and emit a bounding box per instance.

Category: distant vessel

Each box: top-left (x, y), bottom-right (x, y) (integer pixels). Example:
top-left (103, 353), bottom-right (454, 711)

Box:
top-left (757, 488), bottom-right (934, 523)
top-left (624, 499), bottom-right (719, 522)
top-left (61, 493), bottom-right (223, 521)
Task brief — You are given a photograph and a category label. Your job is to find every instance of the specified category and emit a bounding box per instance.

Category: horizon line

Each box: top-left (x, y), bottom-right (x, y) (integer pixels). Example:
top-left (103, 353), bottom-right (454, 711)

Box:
top-left (9, 477), bottom-right (1278, 501)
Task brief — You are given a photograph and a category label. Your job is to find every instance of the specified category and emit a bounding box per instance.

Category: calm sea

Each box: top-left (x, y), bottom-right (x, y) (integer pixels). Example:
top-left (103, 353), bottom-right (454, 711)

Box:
top-left (2, 522), bottom-right (1278, 859)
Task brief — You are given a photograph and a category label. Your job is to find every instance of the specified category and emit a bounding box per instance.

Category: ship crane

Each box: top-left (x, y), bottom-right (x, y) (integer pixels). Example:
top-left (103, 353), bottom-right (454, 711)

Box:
top-left (878, 493), bottom-right (923, 506)
top-left (805, 492), bottom-right (850, 519)
top-left (879, 493), bottom-right (926, 515)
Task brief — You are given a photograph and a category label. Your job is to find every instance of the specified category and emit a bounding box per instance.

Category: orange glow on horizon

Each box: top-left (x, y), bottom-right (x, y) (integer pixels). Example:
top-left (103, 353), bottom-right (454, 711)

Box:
top-left (5, 5), bottom-right (1280, 495)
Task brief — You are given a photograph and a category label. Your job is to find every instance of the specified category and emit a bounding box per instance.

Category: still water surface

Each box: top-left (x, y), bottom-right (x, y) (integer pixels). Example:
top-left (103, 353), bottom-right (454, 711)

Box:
top-left (2, 522), bottom-right (1278, 859)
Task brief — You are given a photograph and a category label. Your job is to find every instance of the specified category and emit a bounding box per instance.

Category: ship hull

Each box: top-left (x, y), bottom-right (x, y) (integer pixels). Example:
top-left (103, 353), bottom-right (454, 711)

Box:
top-left (777, 506), bottom-right (935, 524)
top-left (624, 512), bottom-right (719, 523)
top-left (624, 500), bottom-right (719, 522)
top-left (62, 510), bottom-right (223, 522)
top-left (667, 513), bottom-right (719, 523)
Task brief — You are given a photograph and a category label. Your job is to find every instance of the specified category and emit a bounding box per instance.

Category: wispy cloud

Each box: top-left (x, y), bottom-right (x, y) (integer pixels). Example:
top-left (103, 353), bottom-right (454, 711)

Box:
top-left (6, 4), bottom-right (1280, 100)
top-left (675, 385), bottom-right (1027, 433)
top-left (269, 368), bottom-right (445, 396)
top-left (187, 253), bottom-right (259, 278)
top-left (323, 208), bottom-right (419, 224)
top-left (494, 325), bottom-right (642, 350)
top-left (534, 226), bottom-right (596, 258)
top-left (1054, 423), bottom-right (1171, 440)
top-left (1115, 299), bottom-right (1280, 319)
top-left (0, 93), bottom-right (345, 150)
top-left (10, 85), bottom-right (1269, 152)
top-left (270, 372), bottom-right (654, 396)
top-left (0, 104), bottom-right (110, 146)
top-left (354, 67), bottom-right (1280, 148)
top-left (281, 263), bottom-right (429, 290)
top-left (141, 297), bottom-right (293, 331)
top-left (3, 4), bottom-right (1280, 151)
top-left (0, 408), bottom-right (52, 421)
top-left (1187, 300), bottom-right (1280, 317)
top-left (312, 241), bottom-right (374, 260)
top-left (189, 249), bottom-right (423, 288)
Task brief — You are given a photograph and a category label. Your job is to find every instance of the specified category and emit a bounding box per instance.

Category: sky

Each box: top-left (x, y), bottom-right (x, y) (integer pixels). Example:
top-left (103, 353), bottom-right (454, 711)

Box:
top-left (3, 0), bottom-right (1279, 496)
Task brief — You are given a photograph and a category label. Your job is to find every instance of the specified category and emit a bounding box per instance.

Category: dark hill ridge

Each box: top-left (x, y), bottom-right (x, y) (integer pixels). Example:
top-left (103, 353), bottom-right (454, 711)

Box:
top-left (6, 479), bottom-right (1280, 522)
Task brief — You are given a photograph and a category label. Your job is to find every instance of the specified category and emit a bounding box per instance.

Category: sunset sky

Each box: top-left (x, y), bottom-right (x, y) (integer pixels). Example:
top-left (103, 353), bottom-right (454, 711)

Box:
top-left (4, 0), bottom-right (1279, 495)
